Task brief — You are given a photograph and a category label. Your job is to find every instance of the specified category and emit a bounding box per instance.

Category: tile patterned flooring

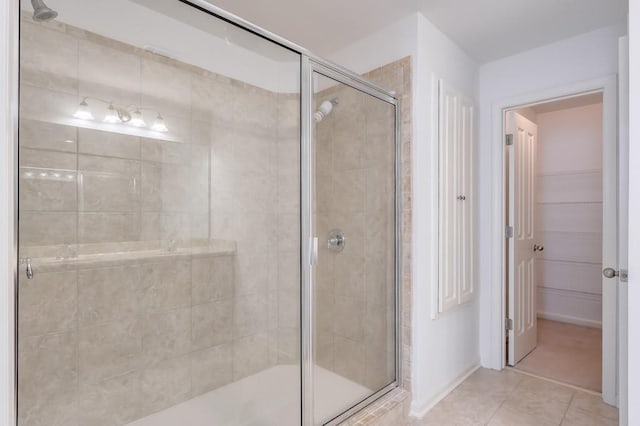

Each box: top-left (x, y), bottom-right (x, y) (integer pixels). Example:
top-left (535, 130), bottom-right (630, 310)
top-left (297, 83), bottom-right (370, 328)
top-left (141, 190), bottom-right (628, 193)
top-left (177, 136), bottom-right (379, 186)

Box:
top-left (514, 319), bottom-right (602, 391)
top-left (411, 368), bottom-right (618, 426)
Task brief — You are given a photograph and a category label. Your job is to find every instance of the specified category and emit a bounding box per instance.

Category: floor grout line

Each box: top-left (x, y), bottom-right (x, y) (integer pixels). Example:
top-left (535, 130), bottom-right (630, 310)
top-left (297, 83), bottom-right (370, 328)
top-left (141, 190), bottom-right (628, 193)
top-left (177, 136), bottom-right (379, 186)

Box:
top-left (507, 367), bottom-right (602, 396)
top-left (558, 391), bottom-right (576, 425)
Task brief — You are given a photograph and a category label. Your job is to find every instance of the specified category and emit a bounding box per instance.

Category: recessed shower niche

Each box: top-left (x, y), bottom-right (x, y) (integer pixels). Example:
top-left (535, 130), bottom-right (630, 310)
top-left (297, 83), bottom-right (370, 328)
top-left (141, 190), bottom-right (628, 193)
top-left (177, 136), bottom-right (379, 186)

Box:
top-left (16, 0), bottom-right (399, 425)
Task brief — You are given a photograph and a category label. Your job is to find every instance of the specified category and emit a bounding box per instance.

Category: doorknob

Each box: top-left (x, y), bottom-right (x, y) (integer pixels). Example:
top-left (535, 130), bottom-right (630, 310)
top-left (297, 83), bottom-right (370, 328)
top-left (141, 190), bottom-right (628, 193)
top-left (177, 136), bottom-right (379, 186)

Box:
top-left (533, 244), bottom-right (544, 252)
top-left (603, 267), bottom-right (628, 281)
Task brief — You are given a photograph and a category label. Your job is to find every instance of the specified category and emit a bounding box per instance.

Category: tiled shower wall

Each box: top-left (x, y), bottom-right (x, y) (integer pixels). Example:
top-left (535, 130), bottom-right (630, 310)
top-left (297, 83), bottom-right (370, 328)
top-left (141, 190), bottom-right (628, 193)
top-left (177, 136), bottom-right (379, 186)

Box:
top-left (18, 15), bottom-right (300, 425)
top-left (314, 57), bottom-right (412, 393)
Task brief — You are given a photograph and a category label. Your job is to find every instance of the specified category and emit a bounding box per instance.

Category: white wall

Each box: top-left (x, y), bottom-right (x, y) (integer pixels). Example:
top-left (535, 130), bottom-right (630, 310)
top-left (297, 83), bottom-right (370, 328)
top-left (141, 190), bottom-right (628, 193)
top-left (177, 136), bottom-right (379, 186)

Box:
top-left (477, 24), bottom-right (626, 369)
top-left (627, 1), bottom-right (640, 424)
top-left (410, 13), bottom-right (480, 417)
top-left (535, 103), bottom-right (604, 328)
top-left (328, 11), bottom-right (481, 418)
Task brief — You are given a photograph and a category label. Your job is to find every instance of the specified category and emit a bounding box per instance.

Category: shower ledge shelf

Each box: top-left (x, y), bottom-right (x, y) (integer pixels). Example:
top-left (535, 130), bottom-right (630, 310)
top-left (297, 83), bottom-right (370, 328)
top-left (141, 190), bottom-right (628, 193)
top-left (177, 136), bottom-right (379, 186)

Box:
top-left (19, 239), bottom-right (236, 273)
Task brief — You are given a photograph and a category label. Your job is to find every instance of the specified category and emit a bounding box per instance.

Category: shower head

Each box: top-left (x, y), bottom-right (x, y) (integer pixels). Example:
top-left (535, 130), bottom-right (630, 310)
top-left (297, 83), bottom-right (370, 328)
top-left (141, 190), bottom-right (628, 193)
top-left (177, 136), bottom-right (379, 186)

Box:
top-left (31, 0), bottom-right (58, 22)
top-left (313, 98), bottom-right (339, 123)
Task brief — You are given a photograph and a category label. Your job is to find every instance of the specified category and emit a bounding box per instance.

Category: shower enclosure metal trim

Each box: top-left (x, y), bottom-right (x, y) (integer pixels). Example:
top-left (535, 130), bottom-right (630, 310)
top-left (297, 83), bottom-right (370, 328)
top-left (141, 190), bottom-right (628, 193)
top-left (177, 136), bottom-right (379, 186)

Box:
top-left (302, 58), bottom-right (402, 426)
top-left (8, 1), bottom-right (402, 424)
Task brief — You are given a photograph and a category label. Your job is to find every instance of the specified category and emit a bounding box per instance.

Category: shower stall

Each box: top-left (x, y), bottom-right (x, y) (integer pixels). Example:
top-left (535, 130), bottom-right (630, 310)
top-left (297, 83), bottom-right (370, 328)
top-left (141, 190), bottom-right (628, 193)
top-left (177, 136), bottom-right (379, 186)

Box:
top-left (14, 0), bottom-right (400, 425)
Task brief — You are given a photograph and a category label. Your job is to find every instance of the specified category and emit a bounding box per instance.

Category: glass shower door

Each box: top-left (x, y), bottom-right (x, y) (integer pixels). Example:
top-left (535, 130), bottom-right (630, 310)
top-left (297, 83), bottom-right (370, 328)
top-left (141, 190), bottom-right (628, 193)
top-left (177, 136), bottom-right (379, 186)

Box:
top-left (310, 69), bottom-right (397, 425)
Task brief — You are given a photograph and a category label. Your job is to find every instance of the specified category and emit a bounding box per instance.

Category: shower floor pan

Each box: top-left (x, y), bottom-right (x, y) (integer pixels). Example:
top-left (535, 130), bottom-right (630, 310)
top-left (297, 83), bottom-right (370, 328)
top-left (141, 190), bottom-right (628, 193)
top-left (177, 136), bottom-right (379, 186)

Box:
top-left (126, 364), bottom-right (371, 426)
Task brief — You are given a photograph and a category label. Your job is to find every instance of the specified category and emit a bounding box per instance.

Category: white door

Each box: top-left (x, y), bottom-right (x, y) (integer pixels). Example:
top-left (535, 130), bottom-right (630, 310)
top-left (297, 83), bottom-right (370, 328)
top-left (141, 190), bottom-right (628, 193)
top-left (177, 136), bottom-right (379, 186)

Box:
top-left (507, 111), bottom-right (539, 366)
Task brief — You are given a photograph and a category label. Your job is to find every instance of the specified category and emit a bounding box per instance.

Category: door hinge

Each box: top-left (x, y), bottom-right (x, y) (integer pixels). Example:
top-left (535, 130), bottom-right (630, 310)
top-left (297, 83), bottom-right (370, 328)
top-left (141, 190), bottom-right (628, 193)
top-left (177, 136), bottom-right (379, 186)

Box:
top-left (505, 134), bottom-right (514, 146)
top-left (505, 226), bottom-right (514, 239)
top-left (505, 318), bottom-right (513, 331)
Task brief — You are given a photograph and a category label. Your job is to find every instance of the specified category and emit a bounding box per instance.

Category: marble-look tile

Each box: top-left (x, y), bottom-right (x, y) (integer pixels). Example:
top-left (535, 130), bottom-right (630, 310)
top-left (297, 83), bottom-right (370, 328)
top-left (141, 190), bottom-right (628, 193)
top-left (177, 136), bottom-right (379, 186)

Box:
top-left (561, 406), bottom-right (617, 426)
top-left (140, 260), bottom-right (191, 312)
top-left (333, 296), bottom-right (365, 341)
top-left (141, 161), bottom-right (162, 211)
top-left (232, 131), bottom-right (276, 175)
top-left (20, 147), bottom-right (76, 170)
top-left (191, 256), bottom-right (233, 305)
top-left (19, 270), bottom-right (77, 336)
top-left (20, 211), bottom-right (77, 246)
top-left (78, 212), bottom-right (140, 244)
top-left (334, 253), bottom-right (365, 299)
top-left (232, 332), bottom-right (269, 380)
top-left (159, 165), bottom-right (195, 212)
top-left (142, 308), bottom-right (191, 364)
top-left (79, 171), bottom-right (139, 212)
top-left (141, 59), bottom-right (191, 119)
top-left (141, 138), bottom-right (191, 165)
top-left (191, 74), bottom-right (233, 124)
top-left (140, 355), bottom-right (191, 414)
top-left (190, 344), bottom-right (233, 397)
top-left (278, 326), bottom-right (300, 364)
top-left (18, 331), bottom-right (79, 426)
top-left (234, 173), bottom-right (277, 213)
top-left (568, 391), bottom-right (618, 421)
top-left (277, 289), bottom-right (299, 328)
top-left (78, 128), bottom-right (140, 159)
top-left (20, 119), bottom-right (77, 152)
top-left (21, 21), bottom-right (78, 95)
top-left (489, 377), bottom-right (574, 426)
top-left (333, 335), bottom-right (365, 385)
top-left (78, 39), bottom-right (141, 96)
top-left (233, 293), bottom-right (268, 338)
top-left (235, 253), bottom-right (271, 297)
top-left (191, 300), bottom-right (233, 350)
top-left (78, 371), bottom-right (143, 426)
top-left (19, 85), bottom-right (78, 123)
top-left (20, 170), bottom-right (77, 212)
top-left (78, 317), bottom-right (144, 384)
top-left (233, 86), bottom-right (277, 133)
top-left (333, 169), bottom-right (366, 213)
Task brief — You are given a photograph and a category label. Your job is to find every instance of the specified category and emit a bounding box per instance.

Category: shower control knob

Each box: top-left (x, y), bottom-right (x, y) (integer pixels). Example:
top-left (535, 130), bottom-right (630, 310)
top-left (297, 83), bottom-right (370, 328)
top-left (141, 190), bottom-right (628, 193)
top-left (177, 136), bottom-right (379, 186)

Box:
top-left (327, 230), bottom-right (346, 253)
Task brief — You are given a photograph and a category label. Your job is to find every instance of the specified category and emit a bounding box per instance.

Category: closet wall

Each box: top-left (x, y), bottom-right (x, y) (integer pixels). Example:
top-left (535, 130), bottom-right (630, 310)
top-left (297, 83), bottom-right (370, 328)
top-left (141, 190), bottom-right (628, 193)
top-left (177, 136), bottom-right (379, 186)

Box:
top-left (535, 100), bottom-right (603, 327)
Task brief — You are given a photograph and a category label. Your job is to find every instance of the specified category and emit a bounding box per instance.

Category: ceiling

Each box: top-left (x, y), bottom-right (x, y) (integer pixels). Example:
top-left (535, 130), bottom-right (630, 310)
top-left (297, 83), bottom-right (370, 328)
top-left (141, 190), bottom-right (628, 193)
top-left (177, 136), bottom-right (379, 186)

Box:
top-left (205, 0), bottom-right (627, 63)
top-left (420, 0), bottom-right (628, 62)
top-left (204, 0), bottom-right (418, 57)
top-left (530, 92), bottom-right (603, 114)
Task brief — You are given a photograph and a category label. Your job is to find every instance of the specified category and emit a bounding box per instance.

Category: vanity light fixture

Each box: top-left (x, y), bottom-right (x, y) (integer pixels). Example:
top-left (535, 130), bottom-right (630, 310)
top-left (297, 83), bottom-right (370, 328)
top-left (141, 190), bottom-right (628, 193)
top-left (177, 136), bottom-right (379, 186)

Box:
top-left (72, 96), bottom-right (169, 132)
top-left (151, 114), bottom-right (169, 132)
top-left (73, 98), bottom-right (94, 120)
top-left (130, 109), bottom-right (146, 127)
top-left (103, 103), bottom-right (122, 124)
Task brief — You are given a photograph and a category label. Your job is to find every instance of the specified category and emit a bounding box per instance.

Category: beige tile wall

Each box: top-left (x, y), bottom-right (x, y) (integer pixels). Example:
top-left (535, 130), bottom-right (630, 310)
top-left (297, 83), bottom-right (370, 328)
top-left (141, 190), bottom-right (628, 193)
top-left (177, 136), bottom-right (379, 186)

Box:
top-left (18, 14), bottom-right (301, 426)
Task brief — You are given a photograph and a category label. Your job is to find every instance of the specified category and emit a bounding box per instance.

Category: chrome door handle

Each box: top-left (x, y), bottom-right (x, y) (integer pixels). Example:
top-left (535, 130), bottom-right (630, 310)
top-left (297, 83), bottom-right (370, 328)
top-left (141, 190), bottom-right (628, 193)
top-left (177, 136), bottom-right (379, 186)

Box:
top-left (533, 244), bottom-right (544, 252)
top-left (20, 258), bottom-right (34, 279)
top-left (603, 267), bottom-right (628, 281)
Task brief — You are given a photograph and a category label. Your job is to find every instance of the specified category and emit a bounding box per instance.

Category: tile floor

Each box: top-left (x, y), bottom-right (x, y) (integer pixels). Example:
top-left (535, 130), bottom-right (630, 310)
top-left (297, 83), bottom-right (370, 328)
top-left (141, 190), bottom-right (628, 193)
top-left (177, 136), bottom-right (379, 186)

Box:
top-left (514, 319), bottom-right (602, 391)
top-left (411, 368), bottom-right (618, 426)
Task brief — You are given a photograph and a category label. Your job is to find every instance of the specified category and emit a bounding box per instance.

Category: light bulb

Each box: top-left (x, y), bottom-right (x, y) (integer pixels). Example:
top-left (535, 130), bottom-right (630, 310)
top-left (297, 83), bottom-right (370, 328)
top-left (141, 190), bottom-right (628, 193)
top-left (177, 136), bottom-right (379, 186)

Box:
top-left (104, 104), bottom-right (121, 123)
top-left (151, 114), bottom-right (168, 132)
top-left (130, 109), bottom-right (146, 127)
top-left (73, 99), bottom-right (94, 120)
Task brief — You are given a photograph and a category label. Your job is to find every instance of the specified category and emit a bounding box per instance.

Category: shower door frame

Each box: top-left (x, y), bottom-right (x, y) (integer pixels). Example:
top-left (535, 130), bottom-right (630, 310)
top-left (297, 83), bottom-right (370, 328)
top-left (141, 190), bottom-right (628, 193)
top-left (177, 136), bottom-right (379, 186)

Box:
top-left (5, 0), bottom-right (402, 424)
top-left (301, 58), bottom-right (401, 426)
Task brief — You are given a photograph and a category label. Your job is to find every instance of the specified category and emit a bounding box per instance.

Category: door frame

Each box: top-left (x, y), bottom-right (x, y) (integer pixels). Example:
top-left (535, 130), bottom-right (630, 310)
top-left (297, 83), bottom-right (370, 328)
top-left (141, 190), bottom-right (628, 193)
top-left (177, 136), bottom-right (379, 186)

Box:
top-left (489, 75), bottom-right (619, 404)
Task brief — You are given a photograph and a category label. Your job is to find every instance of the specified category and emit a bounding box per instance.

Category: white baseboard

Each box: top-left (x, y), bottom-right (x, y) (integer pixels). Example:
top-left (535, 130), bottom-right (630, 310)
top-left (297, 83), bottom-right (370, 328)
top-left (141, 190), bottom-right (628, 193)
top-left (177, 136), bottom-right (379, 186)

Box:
top-left (537, 311), bottom-right (602, 329)
top-left (409, 362), bottom-right (481, 419)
